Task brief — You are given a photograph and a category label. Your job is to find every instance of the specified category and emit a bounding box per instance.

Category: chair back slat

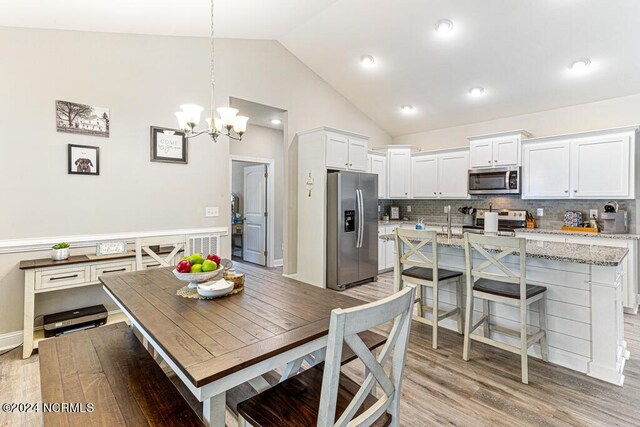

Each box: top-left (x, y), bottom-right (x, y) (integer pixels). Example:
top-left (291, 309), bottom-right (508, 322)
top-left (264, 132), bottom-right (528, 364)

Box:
top-left (394, 228), bottom-right (437, 278)
top-left (317, 285), bottom-right (416, 427)
top-left (135, 235), bottom-right (188, 270)
top-left (464, 233), bottom-right (527, 299)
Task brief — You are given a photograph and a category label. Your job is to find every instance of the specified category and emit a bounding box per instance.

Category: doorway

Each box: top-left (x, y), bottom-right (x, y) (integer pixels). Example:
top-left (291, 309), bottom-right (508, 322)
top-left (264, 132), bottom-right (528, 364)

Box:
top-left (231, 159), bottom-right (273, 266)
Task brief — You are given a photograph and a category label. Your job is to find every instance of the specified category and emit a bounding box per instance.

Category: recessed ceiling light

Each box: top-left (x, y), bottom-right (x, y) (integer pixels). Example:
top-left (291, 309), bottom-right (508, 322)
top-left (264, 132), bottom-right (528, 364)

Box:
top-left (360, 54), bottom-right (375, 67)
top-left (435, 19), bottom-right (454, 34)
top-left (568, 58), bottom-right (591, 73)
top-left (270, 119), bottom-right (282, 125)
top-left (468, 87), bottom-right (485, 97)
top-left (401, 105), bottom-right (415, 114)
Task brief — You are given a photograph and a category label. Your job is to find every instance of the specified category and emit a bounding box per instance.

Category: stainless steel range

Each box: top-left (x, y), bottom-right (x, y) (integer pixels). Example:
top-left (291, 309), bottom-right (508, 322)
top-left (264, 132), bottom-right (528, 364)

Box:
top-left (462, 209), bottom-right (528, 236)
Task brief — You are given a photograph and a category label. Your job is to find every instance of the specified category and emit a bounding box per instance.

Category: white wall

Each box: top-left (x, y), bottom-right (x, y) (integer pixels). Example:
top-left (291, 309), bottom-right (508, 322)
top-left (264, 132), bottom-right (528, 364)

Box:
top-left (0, 26), bottom-right (391, 337)
top-left (231, 124), bottom-right (285, 262)
top-left (393, 93), bottom-right (640, 150)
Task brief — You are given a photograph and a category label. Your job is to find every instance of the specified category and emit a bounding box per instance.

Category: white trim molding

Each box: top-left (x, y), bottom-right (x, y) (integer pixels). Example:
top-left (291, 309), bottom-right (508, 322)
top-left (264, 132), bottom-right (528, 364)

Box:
top-left (273, 258), bottom-right (284, 267)
top-left (0, 330), bottom-right (23, 352)
top-left (0, 227), bottom-right (229, 255)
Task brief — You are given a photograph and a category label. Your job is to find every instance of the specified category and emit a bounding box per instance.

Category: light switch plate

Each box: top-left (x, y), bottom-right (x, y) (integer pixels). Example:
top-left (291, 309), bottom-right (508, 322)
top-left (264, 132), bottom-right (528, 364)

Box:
top-left (536, 208), bottom-right (544, 217)
top-left (205, 207), bottom-right (219, 217)
top-left (407, 206), bottom-right (412, 213)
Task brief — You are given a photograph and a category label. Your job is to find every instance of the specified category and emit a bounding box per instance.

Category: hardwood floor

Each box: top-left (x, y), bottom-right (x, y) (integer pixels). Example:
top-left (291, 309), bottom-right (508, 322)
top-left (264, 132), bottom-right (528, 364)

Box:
top-left (2, 262), bottom-right (639, 426)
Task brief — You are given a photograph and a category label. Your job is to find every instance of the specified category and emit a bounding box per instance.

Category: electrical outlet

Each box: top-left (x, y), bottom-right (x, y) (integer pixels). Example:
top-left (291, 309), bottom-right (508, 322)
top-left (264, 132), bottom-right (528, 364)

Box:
top-left (590, 209), bottom-right (598, 219)
top-left (378, 205), bottom-right (381, 212)
top-left (536, 208), bottom-right (544, 217)
top-left (205, 207), bottom-right (219, 217)
top-left (407, 206), bottom-right (412, 213)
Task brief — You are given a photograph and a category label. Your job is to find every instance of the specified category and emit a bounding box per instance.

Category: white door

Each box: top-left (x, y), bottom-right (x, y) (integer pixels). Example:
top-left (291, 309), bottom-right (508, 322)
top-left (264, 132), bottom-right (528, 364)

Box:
top-left (325, 134), bottom-right (349, 169)
top-left (571, 135), bottom-right (631, 198)
top-left (411, 155), bottom-right (438, 198)
top-left (493, 137), bottom-right (520, 166)
top-left (370, 155), bottom-right (387, 199)
top-left (469, 140), bottom-right (494, 168)
top-left (522, 141), bottom-right (571, 198)
top-left (439, 151), bottom-right (470, 198)
top-left (385, 226), bottom-right (396, 269)
top-left (348, 138), bottom-right (368, 171)
top-left (243, 164), bottom-right (267, 265)
top-left (388, 149), bottom-right (411, 198)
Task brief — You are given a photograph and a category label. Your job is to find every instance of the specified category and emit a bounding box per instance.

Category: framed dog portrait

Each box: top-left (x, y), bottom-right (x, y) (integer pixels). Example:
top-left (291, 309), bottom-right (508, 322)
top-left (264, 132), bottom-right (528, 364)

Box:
top-left (68, 144), bottom-right (100, 176)
top-left (150, 126), bottom-right (187, 164)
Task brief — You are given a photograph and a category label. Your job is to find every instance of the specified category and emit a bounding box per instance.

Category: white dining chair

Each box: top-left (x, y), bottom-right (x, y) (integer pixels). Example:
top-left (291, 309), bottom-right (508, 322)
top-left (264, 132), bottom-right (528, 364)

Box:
top-left (236, 284), bottom-right (416, 426)
top-left (394, 228), bottom-right (464, 349)
top-left (462, 232), bottom-right (549, 384)
top-left (134, 235), bottom-right (188, 271)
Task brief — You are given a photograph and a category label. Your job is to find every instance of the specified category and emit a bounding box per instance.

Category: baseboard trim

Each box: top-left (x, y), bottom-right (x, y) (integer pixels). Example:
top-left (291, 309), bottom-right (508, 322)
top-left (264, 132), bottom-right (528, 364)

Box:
top-left (0, 331), bottom-right (23, 352)
top-left (282, 273), bottom-right (298, 280)
top-left (273, 258), bottom-right (284, 267)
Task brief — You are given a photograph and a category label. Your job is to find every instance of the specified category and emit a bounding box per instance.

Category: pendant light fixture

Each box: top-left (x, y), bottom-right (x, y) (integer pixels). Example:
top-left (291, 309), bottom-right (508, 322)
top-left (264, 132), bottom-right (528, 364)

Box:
top-left (174, 0), bottom-right (249, 142)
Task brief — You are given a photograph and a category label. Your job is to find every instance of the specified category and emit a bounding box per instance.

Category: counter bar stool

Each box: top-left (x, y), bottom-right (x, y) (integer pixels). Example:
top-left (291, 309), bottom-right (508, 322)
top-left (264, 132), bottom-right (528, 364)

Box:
top-left (394, 228), bottom-right (464, 349)
top-left (462, 233), bottom-right (549, 384)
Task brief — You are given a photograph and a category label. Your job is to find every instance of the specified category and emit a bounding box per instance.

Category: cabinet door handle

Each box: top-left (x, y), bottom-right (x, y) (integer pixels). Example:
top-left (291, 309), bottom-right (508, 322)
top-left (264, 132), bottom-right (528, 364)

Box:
top-left (564, 190), bottom-right (569, 193)
top-left (345, 163), bottom-right (349, 166)
top-left (439, 192), bottom-right (442, 194)
top-left (146, 263), bottom-right (161, 268)
top-left (102, 268), bottom-right (126, 274)
top-left (49, 274), bottom-right (78, 281)
top-left (573, 189), bottom-right (578, 193)
top-left (433, 192), bottom-right (437, 195)
top-left (349, 163), bottom-right (353, 166)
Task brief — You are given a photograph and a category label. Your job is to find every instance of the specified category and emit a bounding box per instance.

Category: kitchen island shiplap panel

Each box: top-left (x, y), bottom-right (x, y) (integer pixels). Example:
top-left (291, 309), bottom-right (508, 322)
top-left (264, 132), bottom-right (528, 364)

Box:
top-left (386, 235), bottom-right (628, 385)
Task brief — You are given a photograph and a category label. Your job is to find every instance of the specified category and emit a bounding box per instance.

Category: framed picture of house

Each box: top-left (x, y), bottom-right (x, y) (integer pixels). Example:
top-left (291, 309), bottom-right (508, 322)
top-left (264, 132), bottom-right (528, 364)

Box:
top-left (150, 126), bottom-right (188, 164)
top-left (56, 100), bottom-right (110, 138)
top-left (68, 144), bottom-right (100, 176)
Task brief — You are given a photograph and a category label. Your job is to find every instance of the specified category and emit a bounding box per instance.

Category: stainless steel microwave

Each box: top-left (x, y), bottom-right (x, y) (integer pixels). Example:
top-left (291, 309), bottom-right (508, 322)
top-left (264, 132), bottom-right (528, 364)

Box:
top-left (468, 167), bottom-right (520, 195)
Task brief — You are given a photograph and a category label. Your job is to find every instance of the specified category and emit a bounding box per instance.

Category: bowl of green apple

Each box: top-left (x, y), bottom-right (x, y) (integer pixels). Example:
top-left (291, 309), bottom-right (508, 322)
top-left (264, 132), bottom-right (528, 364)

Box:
top-left (173, 253), bottom-right (229, 289)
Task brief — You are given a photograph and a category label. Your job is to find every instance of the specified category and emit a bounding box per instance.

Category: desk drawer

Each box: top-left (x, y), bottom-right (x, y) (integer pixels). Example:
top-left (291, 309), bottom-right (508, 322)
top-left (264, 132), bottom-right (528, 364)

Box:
top-left (36, 266), bottom-right (91, 290)
top-left (92, 260), bottom-right (135, 281)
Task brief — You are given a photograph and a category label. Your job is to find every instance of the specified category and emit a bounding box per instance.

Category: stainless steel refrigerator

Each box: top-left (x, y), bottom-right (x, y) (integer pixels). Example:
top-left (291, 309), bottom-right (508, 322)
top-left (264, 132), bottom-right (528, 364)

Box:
top-left (326, 171), bottom-right (378, 290)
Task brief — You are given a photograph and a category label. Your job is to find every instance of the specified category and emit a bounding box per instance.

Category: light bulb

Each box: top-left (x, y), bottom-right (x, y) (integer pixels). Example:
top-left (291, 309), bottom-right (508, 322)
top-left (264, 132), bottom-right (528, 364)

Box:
top-left (233, 116), bottom-right (249, 134)
top-left (401, 105), bottom-right (415, 114)
top-left (435, 19), bottom-right (454, 34)
top-left (468, 87), bottom-right (485, 97)
top-left (360, 55), bottom-right (375, 67)
top-left (179, 104), bottom-right (204, 126)
top-left (217, 107), bottom-right (239, 128)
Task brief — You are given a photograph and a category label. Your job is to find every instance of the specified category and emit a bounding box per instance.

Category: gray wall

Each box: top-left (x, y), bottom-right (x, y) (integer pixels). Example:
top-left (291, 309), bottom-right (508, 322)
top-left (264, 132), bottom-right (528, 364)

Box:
top-left (0, 26), bottom-right (391, 337)
top-left (380, 196), bottom-right (636, 232)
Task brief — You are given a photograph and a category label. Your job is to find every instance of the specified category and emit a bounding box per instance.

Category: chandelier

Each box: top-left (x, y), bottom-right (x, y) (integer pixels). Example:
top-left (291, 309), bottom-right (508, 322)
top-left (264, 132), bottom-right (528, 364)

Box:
top-left (174, 0), bottom-right (249, 142)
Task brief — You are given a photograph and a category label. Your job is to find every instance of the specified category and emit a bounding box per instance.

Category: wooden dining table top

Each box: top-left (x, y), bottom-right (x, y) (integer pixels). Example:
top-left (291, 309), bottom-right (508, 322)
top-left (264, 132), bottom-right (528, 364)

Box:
top-left (99, 265), bottom-right (368, 388)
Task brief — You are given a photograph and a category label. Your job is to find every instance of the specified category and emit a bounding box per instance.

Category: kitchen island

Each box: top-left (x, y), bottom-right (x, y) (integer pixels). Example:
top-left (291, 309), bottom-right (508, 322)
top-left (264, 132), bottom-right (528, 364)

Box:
top-left (381, 233), bottom-right (630, 385)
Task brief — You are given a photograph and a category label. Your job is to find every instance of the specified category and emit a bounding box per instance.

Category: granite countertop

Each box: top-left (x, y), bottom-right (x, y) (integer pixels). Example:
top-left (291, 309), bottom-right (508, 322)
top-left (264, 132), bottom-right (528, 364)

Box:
top-left (516, 228), bottom-right (640, 240)
top-left (379, 220), bottom-right (465, 227)
top-left (379, 233), bottom-right (628, 266)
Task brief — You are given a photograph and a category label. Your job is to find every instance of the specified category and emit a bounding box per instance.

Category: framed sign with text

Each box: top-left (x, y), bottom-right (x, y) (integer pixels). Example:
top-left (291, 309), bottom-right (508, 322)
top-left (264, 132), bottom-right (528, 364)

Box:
top-left (150, 126), bottom-right (188, 164)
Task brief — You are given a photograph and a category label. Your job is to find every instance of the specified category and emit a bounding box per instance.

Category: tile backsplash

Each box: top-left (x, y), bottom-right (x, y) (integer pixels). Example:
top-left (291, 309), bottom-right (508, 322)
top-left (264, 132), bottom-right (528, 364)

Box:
top-left (379, 196), bottom-right (637, 233)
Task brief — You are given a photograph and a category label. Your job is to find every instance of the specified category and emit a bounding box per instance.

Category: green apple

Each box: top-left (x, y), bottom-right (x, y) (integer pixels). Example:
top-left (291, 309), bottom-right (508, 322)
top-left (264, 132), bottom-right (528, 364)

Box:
top-left (188, 253), bottom-right (204, 265)
top-left (190, 263), bottom-right (203, 273)
top-left (202, 259), bottom-right (217, 272)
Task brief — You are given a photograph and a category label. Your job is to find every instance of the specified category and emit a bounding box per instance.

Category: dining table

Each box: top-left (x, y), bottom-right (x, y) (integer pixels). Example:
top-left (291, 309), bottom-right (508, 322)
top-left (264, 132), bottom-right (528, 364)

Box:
top-left (99, 265), bottom-right (370, 426)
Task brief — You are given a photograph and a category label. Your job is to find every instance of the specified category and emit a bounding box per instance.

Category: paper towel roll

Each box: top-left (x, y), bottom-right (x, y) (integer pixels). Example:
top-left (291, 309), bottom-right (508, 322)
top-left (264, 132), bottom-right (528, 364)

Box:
top-left (484, 212), bottom-right (499, 234)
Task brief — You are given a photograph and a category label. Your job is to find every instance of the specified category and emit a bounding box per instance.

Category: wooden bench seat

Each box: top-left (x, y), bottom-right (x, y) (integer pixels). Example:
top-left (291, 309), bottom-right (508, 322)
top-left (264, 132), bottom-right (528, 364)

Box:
top-left (38, 322), bottom-right (204, 427)
top-left (226, 329), bottom-right (386, 416)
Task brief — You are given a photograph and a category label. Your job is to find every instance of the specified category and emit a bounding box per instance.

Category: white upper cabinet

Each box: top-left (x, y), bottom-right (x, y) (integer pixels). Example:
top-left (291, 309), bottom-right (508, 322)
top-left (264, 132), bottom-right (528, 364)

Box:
top-left (438, 151), bottom-right (470, 198)
top-left (347, 138), bottom-right (368, 171)
top-left (388, 148), bottom-right (411, 198)
top-left (571, 135), bottom-right (630, 198)
top-left (522, 127), bottom-right (637, 199)
top-left (411, 149), bottom-right (469, 199)
top-left (368, 153), bottom-right (387, 199)
top-left (493, 137), bottom-right (520, 166)
top-left (469, 140), bottom-right (494, 168)
top-left (469, 131), bottom-right (530, 169)
top-left (325, 132), bottom-right (369, 171)
top-left (411, 155), bottom-right (438, 198)
top-left (325, 134), bottom-right (349, 169)
top-left (522, 141), bottom-right (571, 198)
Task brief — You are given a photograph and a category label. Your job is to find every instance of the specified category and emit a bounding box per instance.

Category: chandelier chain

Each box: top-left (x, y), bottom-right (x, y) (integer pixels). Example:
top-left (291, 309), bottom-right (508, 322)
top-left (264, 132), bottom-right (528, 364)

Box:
top-left (210, 0), bottom-right (215, 122)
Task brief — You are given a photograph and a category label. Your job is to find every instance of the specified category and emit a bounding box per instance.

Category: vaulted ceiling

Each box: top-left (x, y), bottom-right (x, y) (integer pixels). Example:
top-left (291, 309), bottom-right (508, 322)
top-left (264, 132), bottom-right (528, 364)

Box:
top-left (2, 0), bottom-right (640, 136)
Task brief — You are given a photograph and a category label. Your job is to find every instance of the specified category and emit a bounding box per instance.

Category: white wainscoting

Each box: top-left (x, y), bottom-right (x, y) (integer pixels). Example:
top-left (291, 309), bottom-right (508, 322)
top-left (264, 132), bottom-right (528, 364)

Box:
top-left (0, 227), bottom-right (229, 255)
